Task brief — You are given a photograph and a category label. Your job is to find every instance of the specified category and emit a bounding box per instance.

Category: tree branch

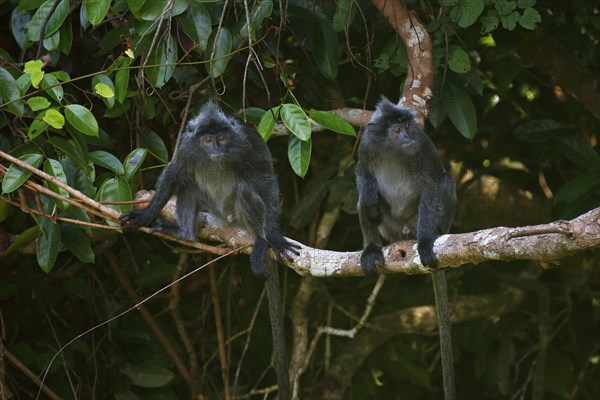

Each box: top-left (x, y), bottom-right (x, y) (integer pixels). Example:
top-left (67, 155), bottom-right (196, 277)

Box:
top-left (131, 191), bottom-right (600, 276)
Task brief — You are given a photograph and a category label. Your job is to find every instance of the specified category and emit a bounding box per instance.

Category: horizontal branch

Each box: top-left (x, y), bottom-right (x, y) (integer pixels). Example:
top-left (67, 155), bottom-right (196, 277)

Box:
top-left (270, 108), bottom-right (373, 137)
top-left (133, 191), bottom-right (600, 277)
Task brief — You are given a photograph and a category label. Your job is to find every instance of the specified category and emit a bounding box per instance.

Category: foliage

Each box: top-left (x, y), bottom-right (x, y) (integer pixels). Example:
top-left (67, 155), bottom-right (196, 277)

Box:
top-left (0, 0), bottom-right (598, 399)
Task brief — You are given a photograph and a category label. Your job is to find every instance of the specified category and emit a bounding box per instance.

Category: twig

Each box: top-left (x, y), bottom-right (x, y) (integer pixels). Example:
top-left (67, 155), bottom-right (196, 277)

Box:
top-left (36, 0), bottom-right (62, 59)
top-left (5, 349), bottom-right (61, 400)
top-left (209, 266), bottom-right (231, 400)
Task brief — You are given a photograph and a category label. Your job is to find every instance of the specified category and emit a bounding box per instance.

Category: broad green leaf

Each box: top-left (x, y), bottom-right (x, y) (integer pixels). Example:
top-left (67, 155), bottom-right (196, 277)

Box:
top-left (93, 74), bottom-right (116, 108)
top-left (27, 0), bottom-right (69, 41)
top-left (47, 137), bottom-right (91, 175)
top-left (445, 83), bottom-right (477, 139)
top-left (36, 217), bottom-right (60, 273)
top-left (120, 364), bottom-right (175, 388)
top-left (44, 159), bottom-right (70, 210)
top-left (0, 199), bottom-right (10, 223)
top-left (501, 10), bottom-right (519, 30)
top-left (85, 0), bottom-right (110, 26)
top-left (28, 118), bottom-right (49, 139)
top-left (519, 7), bottom-right (541, 29)
top-left (288, 136), bottom-right (312, 177)
top-left (3, 226), bottom-right (38, 256)
top-left (178, 2), bottom-right (211, 51)
top-left (50, 70), bottom-right (70, 82)
top-left (60, 158), bottom-right (95, 197)
top-left (448, 47), bottom-right (471, 73)
top-left (90, 150), bottom-right (125, 175)
top-left (98, 177), bottom-right (132, 224)
top-left (60, 224), bottom-right (94, 263)
top-left (64, 104), bottom-right (99, 136)
top-left (11, 7), bottom-right (32, 50)
top-left (479, 15), bottom-right (499, 34)
top-left (517, 0), bottom-right (536, 8)
top-left (114, 57), bottom-right (131, 104)
top-left (311, 19), bottom-right (338, 79)
top-left (94, 83), bottom-right (114, 99)
top-left (206, 28), bottom-right (232, 78)
top-left (40, 74), bottom-right (63, 102)
top-left (27, 96), bottom-right (51, 111)
top-left (0, 67), bottom-right (25, 115)
top-left (127, 0), bottom-right (190, 21)
top-left (458, 0), bottom-right (484, 28)
top-left (513, 119), bottom-right (571, 143)
top-left (281, 104), bottom-right (311, 141)
top-left (554, 168), bottom-right (600, 206)
top-left (42, 109), bottom-right (65, 129)
top-left (139, 129), bottom-right (168, 163)
top-left (309, 111), bottom-right (355, 136)
top-left (333, 0), bottom-right (356, 32)
top-left (146, 35), bottom-right (178, 88)
top-left (23, 60), bottom-right (44, 89)
top-left (1, 153), bottom-right (44, 194)
top-left (43, 29), bottom-right (60, 51)
top-left (58, 15), bottom-right (73, 54)
top-left (257, 106), bottom-right (280, 141)
top-left (123, 148), bottom-right (148, 181)
top-left (495, 0), bottom-right (517, 15)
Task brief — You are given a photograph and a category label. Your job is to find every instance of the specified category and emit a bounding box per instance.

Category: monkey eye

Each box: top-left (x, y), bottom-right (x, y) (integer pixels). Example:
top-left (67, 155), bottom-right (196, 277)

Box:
top-left (204, 137), bottom-right (213, 144)
top-left (393, 126), bottom-right (402, 135)
top-left (217, 135), bottom-right (226, 143)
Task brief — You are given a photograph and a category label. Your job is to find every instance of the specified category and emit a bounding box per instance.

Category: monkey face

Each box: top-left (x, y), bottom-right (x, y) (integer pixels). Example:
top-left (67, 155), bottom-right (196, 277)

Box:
top-left (200, 133), bottom-right (230, 159)
top-left (388, 122), bottom-right (414, 147)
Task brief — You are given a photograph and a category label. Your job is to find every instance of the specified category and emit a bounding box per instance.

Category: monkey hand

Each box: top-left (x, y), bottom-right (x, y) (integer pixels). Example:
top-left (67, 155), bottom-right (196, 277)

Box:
top-left (360, 243), bottom-right (385, 276)
top-left (119, 209), bottom-right (155, 230)
top-left (417, 239), bottom-right (439, 269)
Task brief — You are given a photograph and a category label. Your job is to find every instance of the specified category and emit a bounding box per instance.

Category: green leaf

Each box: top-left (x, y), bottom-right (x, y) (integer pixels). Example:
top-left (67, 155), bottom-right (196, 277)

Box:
top-left (257, 106), bottom-right (280, 141)
top-left (94, 82), bottom-right (114, 99)
top-left (90, 150), bottom-right (125, 175)
top-left (517, 0), bottom-right (536, 8)
top-left (97, 177), bottom-right (132, 223)
top-left (28, 118), bottom-right (49, 139)
top-left (139, 129), bottom-right (168, 163)
top-left (42, 109), bottom-right (65, 129)
top-left (0, 67), bottom-right (25, 115)
top-left (64, 104), bottom-right (99, 136)
top-left (311, 19), bottom-right (338, 79)
top-left (85, 0), bottom-right (110, 26)
top-left (3, 226), bottom-right (38, 256)
top-left (43, 29), bottom-right (60, 51)
top-left (120, 364), bottom-right (175, 388)
top-left (1, 153), bottom-right (44, 194)
top-left (495, 0), bottom-right (517, 15)
top-left (40, 74), bottom-right (63, 102)
top-left (333, 0), bottom-right (356, 32)
top-left (240, 0), bottom-right (273, 39)
top-left (60, 224), bottom-right (94, 263)
top-left (114, 57), bottom-right (131, 104)
top-left (24, 60), bottom-right (45, 88)
top-left (46, 137), bottom-right (91, 175)
top-left (479, 15), bottom-right (499, 34)
top-left (458, 0), bottom-right (485, 28)
top-left (288, 136), bottom-right (312, 177)
top-left (281, 104), bottom-right (311, 141)
top-left (513, 119), bottom-right (571, 143)
top-left (27, 0), bottom-right (69, 41)
top-left (146, 35), bottom-right (178, 88)
top-left (44, 159), bottom-right (70, 210)
top-left (445, 83), bottom-right (477, 139)
top-left (123, 148), bottom-right (148, 181)
top-left (58, 15), bottom-right (73, 54)
top-left (448, 47), bottom-right (471, 73)
top-left (178, 2), bottom-right (211, 51)
top-left (519, 7), bottom-right (541, 29)
top-left (127, 0), bottom-right (190, 21)
top-left (36, 217), bottom-right (60, 273)
top-left (309, 111), bottom-right (355, 136)
top-left (501, 11), bottom-right (519, 30)
top-left (206, 28), bottom-right (232, 78)
top-left (27, 96), bottom-right (51, 111)
top-left (11, 7), bottom-right (32, 50)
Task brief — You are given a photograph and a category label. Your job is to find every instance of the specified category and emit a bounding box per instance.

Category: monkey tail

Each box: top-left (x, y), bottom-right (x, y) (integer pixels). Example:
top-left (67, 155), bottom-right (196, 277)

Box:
top-left (432, 271), bottom-right (456, 400)
top-left (265, 259), bottom-right (291, 400)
